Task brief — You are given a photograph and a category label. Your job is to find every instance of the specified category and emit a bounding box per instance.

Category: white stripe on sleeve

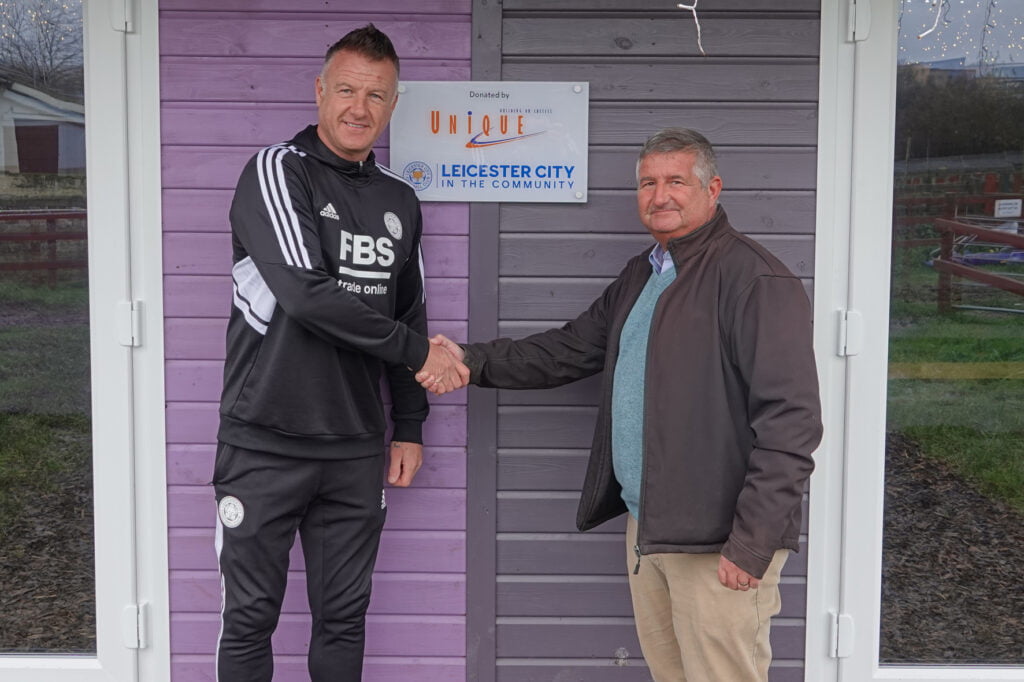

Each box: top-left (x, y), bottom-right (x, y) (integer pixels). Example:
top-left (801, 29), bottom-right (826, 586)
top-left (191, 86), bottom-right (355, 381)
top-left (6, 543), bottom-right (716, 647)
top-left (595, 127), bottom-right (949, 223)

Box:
top-left (256, 145), bottom-right (312, 269)
top-left (232, 256), bottom-right (277, 335)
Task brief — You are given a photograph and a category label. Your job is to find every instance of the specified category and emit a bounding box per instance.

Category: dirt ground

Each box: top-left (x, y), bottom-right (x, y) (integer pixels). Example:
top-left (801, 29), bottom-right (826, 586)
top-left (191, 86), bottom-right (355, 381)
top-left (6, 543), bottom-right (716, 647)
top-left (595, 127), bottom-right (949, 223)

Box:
top-left (881, 433), bottom-right (1024, 664)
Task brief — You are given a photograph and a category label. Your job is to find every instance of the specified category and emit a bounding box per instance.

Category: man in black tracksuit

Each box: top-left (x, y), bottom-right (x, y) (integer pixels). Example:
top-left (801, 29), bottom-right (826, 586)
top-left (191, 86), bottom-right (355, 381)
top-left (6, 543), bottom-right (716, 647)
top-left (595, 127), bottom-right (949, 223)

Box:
top-left (214, 25), bottom-right (465, 682)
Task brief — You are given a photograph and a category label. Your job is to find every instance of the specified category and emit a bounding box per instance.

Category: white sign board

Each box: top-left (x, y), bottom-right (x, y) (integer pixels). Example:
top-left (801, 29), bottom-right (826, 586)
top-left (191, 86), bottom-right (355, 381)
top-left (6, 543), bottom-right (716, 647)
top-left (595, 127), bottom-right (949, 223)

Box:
top-left (994, 199), bottom-right (1022, 218)
top-left (389, 81), bottom-right (589, 203)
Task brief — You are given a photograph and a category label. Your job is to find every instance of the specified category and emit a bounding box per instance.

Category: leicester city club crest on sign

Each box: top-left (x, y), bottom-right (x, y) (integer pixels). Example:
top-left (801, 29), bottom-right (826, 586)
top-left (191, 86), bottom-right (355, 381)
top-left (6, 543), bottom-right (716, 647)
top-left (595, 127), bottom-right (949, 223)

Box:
top-left (403, 161), bottom-right (432, 191)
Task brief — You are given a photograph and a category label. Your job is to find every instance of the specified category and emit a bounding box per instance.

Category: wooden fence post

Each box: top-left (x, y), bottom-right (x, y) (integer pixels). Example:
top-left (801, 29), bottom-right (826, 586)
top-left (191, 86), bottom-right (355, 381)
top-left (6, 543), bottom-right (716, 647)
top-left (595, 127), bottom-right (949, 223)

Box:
top-left (47, 217), bottom-right (58, 287)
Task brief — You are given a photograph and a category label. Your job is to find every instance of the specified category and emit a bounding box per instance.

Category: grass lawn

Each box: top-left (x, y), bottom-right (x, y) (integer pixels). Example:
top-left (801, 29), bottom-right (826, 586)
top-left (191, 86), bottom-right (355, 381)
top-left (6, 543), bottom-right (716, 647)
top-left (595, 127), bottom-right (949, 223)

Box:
top-left (887, 251), bottom-right (1024, 512)
top-left (0, 413), bottom-right (91, 529)
top-left (0, 277), bottom-right (92, 532)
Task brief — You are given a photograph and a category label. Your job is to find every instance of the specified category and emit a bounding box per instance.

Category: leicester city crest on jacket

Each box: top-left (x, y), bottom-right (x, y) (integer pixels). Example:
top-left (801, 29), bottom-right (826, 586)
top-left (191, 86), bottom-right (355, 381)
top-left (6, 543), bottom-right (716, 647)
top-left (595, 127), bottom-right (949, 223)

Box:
top-left (383, 212), bottom-right (403, 240)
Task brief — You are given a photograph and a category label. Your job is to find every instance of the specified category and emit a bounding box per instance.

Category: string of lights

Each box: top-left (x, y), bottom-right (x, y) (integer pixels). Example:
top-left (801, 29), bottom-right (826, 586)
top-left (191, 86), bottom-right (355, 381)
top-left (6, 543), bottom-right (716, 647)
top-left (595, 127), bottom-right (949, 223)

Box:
top-left (899, 0), bottom-right (1023, 66)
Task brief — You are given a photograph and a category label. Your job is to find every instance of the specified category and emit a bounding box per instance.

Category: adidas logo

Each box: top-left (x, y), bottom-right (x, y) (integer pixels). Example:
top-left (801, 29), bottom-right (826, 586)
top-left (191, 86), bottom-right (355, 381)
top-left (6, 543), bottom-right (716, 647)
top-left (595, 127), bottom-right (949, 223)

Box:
top-left (319, 203), bottom-right (340, 220)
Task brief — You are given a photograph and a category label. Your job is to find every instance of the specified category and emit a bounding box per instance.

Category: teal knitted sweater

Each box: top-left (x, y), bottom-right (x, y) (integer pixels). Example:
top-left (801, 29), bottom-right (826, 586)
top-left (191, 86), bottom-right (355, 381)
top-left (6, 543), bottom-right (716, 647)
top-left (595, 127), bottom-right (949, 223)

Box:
top-left (611, 263), bottom-right (677, 518)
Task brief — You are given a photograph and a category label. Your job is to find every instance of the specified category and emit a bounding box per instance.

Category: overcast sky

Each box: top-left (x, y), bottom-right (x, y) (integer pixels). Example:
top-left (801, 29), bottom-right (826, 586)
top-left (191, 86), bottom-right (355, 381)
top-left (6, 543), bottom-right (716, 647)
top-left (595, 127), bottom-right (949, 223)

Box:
top-left (898, 0), bottom-right (1024, 65)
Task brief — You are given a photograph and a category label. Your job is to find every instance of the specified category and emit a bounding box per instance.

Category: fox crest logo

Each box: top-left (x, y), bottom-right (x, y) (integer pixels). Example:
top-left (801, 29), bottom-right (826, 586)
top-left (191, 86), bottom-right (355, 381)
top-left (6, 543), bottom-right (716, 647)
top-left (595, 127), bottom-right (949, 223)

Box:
top-left (383, 212), bottom-right (403, 240)
top-left (218, 495), bottom-right (245, 528)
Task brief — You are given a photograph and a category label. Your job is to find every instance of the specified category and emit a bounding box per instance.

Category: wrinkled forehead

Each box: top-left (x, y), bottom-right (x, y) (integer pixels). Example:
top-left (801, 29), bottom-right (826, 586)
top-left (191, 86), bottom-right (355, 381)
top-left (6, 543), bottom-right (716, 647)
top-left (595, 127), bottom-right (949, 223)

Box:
top-left (635, 150), bottom-right (700, 182)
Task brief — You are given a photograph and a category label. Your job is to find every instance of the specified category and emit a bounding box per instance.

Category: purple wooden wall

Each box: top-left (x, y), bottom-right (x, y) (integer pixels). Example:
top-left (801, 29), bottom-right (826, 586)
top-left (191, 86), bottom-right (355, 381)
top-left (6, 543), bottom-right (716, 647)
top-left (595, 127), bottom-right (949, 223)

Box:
top-left (158, 2), bottom-right (472, 680)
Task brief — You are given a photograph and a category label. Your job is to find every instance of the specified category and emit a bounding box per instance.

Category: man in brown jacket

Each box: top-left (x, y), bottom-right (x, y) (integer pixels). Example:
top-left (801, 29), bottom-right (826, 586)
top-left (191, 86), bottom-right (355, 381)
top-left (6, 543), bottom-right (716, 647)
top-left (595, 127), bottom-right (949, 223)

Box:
top-left (420, 128), bottom-right (822, 682)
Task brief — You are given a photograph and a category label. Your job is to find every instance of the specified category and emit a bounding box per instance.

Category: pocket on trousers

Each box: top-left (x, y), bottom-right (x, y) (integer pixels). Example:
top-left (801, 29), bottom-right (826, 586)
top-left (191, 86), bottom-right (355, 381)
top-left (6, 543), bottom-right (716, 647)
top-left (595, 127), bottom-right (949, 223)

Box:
top-left (210, 442), bottom-right (237, 486)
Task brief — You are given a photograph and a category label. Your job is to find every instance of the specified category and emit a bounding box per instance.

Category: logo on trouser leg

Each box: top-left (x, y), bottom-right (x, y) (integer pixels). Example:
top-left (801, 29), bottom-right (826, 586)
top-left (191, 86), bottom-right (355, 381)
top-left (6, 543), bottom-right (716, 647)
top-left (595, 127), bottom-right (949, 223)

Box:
top-left (218, 495), bottom-right (245, 528)
top-left (381, 489), bottom-right (386, 510)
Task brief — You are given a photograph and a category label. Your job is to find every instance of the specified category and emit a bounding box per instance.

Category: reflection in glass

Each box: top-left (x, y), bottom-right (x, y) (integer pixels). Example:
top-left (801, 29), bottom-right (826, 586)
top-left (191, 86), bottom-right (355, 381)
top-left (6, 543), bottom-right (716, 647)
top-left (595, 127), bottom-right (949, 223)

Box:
top-left (0, 0), bottom-right (94, 653)
top-left (882, 0), bottom-right (1024, 666)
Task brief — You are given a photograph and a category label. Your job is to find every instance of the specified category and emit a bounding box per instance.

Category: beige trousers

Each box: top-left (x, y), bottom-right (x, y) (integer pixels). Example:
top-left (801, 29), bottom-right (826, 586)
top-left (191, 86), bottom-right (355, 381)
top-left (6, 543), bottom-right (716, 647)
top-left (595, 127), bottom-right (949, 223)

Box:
top-left (625, 515), bottom-right (788, 682)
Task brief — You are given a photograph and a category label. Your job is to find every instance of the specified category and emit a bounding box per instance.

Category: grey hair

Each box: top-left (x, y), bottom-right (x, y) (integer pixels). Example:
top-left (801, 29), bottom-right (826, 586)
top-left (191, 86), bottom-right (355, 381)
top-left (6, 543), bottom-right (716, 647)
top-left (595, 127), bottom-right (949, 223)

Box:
top-left (636, 128), bottom-right (718, 189)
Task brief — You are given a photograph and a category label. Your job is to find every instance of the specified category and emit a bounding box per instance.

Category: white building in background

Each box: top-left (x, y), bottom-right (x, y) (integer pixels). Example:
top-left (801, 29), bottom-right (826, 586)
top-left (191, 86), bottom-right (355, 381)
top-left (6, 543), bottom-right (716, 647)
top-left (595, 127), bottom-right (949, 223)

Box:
top-left (0, 77), bottom-right (85, 174)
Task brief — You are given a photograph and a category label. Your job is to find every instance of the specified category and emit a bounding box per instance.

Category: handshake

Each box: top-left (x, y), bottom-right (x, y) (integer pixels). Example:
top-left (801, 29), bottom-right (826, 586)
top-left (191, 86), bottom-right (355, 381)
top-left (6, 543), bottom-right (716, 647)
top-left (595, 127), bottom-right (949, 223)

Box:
top-left (415, 334), bottom-right (470, 396)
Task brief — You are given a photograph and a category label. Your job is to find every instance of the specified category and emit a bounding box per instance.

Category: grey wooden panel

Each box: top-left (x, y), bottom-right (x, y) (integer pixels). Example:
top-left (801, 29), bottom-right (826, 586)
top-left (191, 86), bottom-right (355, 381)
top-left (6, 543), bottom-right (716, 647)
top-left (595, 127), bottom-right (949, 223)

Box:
top-left (497, 578), bottom-right (807, 618)
top-left (502, 61), bottom-right (819, 103)
top-left (499, 405), bottom-right (597, 449)
top-left (499, 278), bottom-right (611, 320)
top-left (498, 374), bottom-right (604, 407)
top-left (496, 621), bottom-right (805, 659)
top-left (496, 665), bottom-right (806, 682)
top-left (500, 190), bottom-right (817, 234)
top-left (498, 537), bottom-right (810, 576)
top-left (498, 496), bottom-right (621, 534)
top-left (503, 0), bottom-right (819, 9)
top-left (497, 536), bottom-right (627, 575)
top-left (496, 620), bottom-right (642, 658)
top-left (497, 577), bottom-right (633, 617)
top-left (499, 234), bottom-right (816, 278)
top-left (589, 102), bottom-right (818, 147)
top-left (499, 234), bottom-right (647, 277)
top-left (498, 449), bottom-right (591, 490)
top-left (478, 4), bottom-right (821, 677)
top-left (588, 146), bottom-right (818, 191)
top-left (496, 666), bottom-right (653, 682)
top-left (504, 17), bottom-right (819, 58)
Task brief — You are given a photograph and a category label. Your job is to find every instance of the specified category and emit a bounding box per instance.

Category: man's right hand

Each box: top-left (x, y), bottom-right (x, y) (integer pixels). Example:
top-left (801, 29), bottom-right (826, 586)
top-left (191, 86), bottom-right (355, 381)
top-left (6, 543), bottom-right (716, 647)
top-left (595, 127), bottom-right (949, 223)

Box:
top-left (416, 336), bottom-right (469, 395)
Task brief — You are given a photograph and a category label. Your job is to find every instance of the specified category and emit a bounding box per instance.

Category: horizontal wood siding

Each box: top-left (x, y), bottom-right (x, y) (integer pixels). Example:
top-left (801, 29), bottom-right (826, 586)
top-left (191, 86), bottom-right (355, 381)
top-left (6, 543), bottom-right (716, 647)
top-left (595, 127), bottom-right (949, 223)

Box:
top-left (159, 1), bottom-right (471, 680)
top-left (475, 3), bottom-right (819, 680)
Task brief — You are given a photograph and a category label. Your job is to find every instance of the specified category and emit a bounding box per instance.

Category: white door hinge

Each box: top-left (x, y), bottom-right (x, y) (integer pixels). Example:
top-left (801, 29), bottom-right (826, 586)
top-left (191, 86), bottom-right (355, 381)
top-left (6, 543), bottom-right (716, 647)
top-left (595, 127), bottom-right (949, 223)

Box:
top-left (830, 611), bottom-right (855, 658)
top-left (847, 0), bottom-right (872, 42)
top-left (110, 0), bottom-right (135, 33)
top-left (117, 300), bottom-right (143, 348)
top-left (836, 309), bottom-right (864, 357)
top-left (121, 602), bottom-right (149, 649)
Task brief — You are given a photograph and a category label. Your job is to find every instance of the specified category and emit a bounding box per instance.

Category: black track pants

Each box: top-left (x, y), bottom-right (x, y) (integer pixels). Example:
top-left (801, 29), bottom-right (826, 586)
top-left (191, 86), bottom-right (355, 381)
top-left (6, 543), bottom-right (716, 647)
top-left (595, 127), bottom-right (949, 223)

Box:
top-left (213, 443), bottom-right (387, 682)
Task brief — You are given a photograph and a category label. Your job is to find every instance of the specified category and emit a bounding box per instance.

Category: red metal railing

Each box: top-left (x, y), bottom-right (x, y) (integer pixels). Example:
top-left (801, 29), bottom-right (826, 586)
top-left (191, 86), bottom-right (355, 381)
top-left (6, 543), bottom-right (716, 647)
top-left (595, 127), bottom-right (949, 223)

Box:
top-left (934, 218), bottom-right (1024, 312)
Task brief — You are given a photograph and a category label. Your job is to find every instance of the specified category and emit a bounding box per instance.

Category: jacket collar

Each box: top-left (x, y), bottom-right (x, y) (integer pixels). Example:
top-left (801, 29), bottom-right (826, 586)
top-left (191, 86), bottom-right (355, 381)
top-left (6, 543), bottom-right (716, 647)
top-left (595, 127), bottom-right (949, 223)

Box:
top-left (664, 205), bottom-right (729, 265)
top-left (290, 124), bottom-right (377, 178)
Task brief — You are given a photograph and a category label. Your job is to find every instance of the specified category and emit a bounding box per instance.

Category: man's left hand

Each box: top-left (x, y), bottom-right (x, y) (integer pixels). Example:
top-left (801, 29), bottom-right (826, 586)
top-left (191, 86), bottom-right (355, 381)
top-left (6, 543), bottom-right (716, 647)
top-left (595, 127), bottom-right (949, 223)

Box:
top-left (387, 441), bottom-right (423, 487)
top-left (718, 555), bottom-right (759, 591)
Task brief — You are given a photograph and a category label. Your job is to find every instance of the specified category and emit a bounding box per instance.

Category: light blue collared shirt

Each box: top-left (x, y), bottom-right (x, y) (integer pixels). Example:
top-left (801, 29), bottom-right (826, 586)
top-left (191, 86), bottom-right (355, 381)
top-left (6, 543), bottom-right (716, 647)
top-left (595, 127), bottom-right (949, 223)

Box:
top-left (649, 243), bottom-right (676, 276)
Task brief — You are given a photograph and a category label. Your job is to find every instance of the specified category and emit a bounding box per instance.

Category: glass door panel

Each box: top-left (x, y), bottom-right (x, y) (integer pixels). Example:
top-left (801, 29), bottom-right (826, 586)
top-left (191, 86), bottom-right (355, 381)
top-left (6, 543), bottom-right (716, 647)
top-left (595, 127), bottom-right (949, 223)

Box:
top-left (883, 0), bottom-right (1023, 669)
top-left (0, 0), bottom-right (95, 654)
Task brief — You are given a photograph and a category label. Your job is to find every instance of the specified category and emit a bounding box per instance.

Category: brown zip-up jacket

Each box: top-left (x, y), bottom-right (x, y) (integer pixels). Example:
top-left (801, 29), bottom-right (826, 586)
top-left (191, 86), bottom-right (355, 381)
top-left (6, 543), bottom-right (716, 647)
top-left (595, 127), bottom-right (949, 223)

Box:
top-left (462, 207), bottom-right (822, 578)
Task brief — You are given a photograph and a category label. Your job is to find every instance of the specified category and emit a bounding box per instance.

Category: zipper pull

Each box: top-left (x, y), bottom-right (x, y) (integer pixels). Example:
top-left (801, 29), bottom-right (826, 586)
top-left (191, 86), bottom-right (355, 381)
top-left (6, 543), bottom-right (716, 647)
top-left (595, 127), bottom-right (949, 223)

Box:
top-left (633, 544), bottom-right (642, 575)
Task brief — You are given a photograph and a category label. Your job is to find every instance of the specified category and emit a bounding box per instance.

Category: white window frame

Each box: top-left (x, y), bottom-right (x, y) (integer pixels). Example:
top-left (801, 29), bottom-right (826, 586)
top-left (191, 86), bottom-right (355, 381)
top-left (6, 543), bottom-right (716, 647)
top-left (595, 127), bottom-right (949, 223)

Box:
top-left (0, 0), bottom-right (169, 679)
top-left (807, 2), bottom-right (1024, 680)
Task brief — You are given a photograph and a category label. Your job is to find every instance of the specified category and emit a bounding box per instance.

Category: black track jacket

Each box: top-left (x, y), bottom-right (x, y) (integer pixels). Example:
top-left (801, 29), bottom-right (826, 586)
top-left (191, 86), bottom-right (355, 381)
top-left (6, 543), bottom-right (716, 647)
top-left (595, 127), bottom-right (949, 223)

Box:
top-left (218, 125), bottom-right (430, 459)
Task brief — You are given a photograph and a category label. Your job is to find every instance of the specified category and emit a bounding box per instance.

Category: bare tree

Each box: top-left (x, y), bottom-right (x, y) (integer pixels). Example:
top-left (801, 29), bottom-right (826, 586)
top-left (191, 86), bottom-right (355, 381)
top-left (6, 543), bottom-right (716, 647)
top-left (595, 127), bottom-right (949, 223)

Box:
top-left (0, 0), bottom-right (83, 97)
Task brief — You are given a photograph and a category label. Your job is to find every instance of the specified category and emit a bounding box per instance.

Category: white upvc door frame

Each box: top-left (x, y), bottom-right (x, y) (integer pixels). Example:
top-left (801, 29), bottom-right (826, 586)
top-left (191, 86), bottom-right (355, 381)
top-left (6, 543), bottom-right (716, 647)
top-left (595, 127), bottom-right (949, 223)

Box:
top-left (0, 0), bottom-right (169, 679)
top-left (807, 2), bottom-right (1023, 681)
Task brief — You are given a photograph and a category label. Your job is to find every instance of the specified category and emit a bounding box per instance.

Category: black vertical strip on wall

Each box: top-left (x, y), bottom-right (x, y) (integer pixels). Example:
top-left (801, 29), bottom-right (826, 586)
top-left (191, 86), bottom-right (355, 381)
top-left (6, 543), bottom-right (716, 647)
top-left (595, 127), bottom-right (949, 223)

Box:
top-left (466, 1), bottom-right (502, 681)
